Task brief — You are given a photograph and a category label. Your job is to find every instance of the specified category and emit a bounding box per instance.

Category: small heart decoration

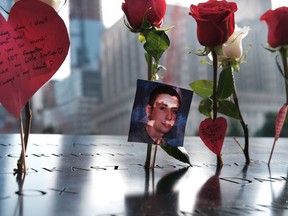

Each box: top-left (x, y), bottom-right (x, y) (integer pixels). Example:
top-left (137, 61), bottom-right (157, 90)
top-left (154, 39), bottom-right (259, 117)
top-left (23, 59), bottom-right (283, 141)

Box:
top-left (199, 117), bottom-right (227, 155)
top-left (0, 0), bottom-right (69, 118)
top-left (274, 105), bottom-right (288, 141)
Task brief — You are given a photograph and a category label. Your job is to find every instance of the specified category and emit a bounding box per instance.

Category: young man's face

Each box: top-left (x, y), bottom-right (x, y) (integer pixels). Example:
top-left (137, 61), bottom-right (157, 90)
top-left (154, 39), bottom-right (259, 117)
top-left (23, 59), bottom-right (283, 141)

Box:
top-left (146, 93), bottom-right (180, 136)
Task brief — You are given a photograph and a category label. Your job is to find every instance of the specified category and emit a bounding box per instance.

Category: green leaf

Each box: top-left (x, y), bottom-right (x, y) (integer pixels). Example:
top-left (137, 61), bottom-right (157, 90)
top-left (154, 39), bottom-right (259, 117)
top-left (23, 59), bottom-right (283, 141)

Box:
top-left (190, 80), bottom-right (213, 98)
top-left (199, 97), bottom-right (213, 118)
top-left (161, 146), bottom-right (191, 166)
top-left (264, 46), bottom-right (278, 53)
top-left (200, 59), bottom-right (212, 65)
top-left (141, 16), bottom-right (153, 30)
top-left (139, 33), bottom-right (146, 43)
top-left (217, 67), bottom-right (234, 99)
top-left (218, 100), bottom-right (240, 120)
top-left (232, 62), bottom-right (240, 72)
top-left (239, 43), bottom-right (252, 65)
top-left (144, 30), bottom-right (170, 62)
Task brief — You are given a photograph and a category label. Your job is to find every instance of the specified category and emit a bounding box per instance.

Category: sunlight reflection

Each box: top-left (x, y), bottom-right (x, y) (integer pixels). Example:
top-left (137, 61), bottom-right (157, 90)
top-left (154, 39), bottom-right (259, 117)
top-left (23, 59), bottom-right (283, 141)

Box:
top-left (178, 169), bottom-right (212, 212)
top-left (255, 175), bottom-right (287, 206)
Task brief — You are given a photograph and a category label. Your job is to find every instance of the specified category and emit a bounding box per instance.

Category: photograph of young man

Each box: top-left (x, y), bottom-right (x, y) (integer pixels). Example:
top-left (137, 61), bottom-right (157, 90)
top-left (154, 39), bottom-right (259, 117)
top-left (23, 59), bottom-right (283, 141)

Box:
top-left (128, 80), bottom-right (193, 147)
top-left (144, 85), bottom-right (181, 145)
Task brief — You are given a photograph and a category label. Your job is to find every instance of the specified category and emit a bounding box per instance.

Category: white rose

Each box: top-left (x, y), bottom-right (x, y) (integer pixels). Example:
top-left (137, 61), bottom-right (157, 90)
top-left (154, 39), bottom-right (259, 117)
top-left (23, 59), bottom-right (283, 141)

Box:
top-left (219, 25), bottom-right (250, 61)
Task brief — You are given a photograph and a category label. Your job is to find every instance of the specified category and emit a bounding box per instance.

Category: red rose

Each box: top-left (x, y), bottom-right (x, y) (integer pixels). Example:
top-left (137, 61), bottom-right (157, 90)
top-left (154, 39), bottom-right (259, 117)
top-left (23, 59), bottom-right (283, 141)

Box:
top-left (260, 7), bottom-right (288, 48)
top-left (189, 0), bottom-right (237, 47)
top-left (122, 0), bottom-right (166, 30)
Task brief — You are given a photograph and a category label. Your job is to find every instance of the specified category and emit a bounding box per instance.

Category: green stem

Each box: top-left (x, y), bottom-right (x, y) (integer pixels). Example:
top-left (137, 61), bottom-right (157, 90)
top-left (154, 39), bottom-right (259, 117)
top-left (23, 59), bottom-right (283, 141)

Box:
top-left (211, 48), bottom-right (223, 167)
top-left (24, 101), bottom-right (32, 151)
top-left (144, 54), bottom-right (153, 169)
top-left (144, 144), bottom-right (152, 169)
top-left (211, 48), bottom-right (218, 121)
top-left (231, 73), bottom-right (250, 164)
top-left (147, 53), bottom-right (153, 81)
top-left (280, 48), bottom-right (288, 104)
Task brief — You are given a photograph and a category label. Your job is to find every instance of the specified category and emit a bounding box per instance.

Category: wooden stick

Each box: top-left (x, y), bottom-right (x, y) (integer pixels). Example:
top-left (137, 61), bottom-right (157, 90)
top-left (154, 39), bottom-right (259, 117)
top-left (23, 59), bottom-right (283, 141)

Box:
top-left (19, 113), bottom-right (27, 173)
top-left (24, 102), bottom-right (32, 151)
top-left (268, 138), bottom-right (277, 165)
top-left (217, 154), bottom-right (223, 168)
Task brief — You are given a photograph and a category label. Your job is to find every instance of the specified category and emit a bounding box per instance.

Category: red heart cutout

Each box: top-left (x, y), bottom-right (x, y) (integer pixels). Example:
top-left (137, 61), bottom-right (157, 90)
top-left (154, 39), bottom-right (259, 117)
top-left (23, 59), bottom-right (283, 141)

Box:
top-left (0, 0), bottom-right (69, 118)
top-left (199, 117), bottom-right (227, 155)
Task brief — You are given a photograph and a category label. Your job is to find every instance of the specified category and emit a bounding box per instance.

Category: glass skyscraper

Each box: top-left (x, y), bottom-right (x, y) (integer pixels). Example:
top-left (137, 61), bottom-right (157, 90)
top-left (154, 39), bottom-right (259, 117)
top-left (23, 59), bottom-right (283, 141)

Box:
top-left (43, 0), bottom-right (105, 133)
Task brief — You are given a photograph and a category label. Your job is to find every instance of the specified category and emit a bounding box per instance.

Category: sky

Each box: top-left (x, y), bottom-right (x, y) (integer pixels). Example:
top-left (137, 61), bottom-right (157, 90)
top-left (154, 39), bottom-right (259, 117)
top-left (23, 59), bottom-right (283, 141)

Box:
top-left (55, 0), bottom-right (198, 80)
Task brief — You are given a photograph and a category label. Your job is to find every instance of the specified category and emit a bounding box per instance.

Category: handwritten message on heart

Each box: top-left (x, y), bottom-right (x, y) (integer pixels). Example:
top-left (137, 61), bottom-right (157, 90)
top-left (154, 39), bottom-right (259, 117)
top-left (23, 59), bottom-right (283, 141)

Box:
top-left (199, 117), bottom-right (227, 155)
top-left (0, 0), bottom-right (69, 118)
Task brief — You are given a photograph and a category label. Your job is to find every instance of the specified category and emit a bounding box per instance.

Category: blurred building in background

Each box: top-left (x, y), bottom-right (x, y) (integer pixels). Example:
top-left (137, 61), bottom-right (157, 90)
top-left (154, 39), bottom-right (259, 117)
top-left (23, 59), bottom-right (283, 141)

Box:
top-left (41, 0), bottom-right (105, 133)
top-left (92, 0), bottom-right (285, 136)
top-left (0, 0), bottom-right (19, 133)
top-left (0, 0), bottom-right (105, 134)
top-left (0, 0), bottom-right (285, 136)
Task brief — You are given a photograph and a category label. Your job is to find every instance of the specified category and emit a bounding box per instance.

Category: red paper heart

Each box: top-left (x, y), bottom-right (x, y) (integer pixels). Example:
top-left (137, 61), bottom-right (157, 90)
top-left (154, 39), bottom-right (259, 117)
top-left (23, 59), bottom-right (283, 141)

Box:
top-left (199, 117), bottom-right (227, 155)
top-left (0, 0), bottom-right (69, 118)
